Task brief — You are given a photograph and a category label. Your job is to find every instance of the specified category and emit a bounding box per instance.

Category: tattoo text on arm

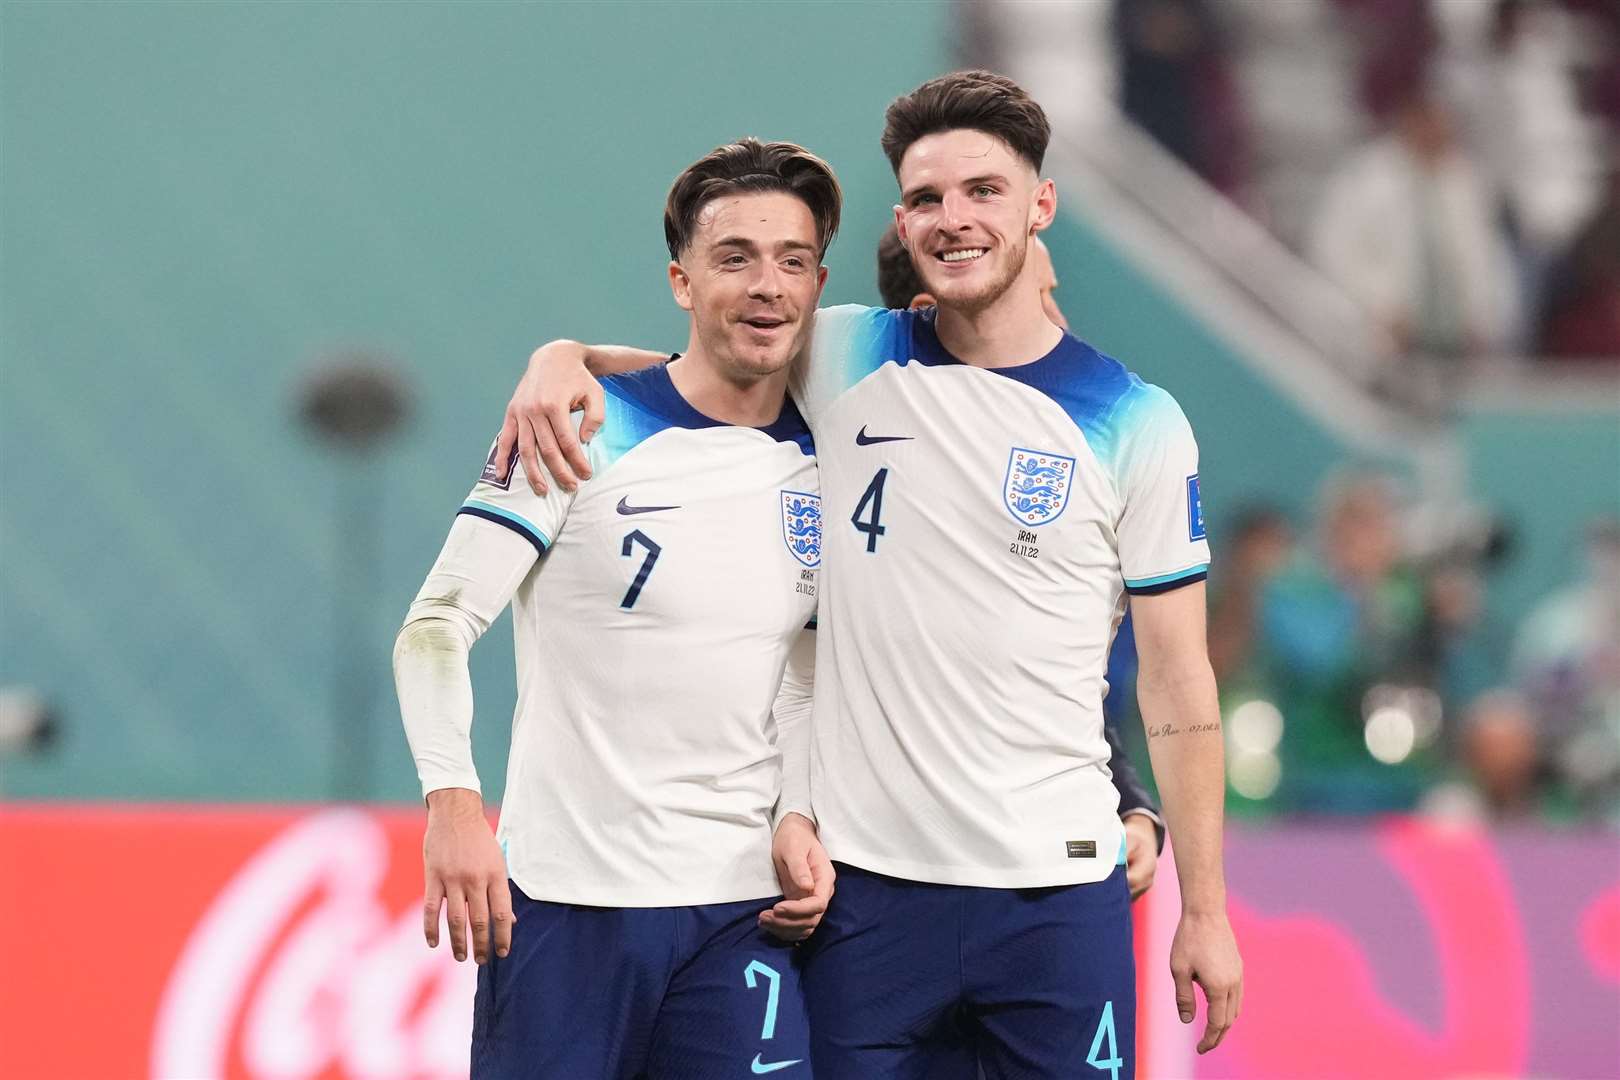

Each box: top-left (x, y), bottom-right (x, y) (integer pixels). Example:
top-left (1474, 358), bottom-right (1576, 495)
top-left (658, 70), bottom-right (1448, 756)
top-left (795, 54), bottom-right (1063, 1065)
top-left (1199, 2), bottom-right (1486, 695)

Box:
top-left (1145, 720), bottom-right (1222, 739)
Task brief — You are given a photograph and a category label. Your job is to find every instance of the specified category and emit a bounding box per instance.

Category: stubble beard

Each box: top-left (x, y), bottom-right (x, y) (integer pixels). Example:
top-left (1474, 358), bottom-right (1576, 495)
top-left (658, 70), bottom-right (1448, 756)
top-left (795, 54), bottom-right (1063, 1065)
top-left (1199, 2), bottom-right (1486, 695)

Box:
top-left (919, 233), bottom-right (1029, 320)
top-left (702, 317), bottom-right (798, 384)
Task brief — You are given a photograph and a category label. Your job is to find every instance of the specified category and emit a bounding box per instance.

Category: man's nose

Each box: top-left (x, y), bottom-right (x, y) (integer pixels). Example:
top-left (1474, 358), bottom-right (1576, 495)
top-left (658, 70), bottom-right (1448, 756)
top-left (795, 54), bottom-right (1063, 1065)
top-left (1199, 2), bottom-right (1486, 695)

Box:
top-left (747, 263), bottom-right (784, 299)
top-left (940, 190), bottom-right (973, 231)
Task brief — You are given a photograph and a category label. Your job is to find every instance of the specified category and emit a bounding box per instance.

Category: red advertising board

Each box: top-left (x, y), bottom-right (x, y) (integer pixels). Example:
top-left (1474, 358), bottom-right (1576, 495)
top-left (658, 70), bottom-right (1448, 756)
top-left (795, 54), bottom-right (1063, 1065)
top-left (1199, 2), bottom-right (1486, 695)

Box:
top-left (3, 807), bottom-right (1616, 1079)
top-left (2, 807), bottom-right (473, 1079)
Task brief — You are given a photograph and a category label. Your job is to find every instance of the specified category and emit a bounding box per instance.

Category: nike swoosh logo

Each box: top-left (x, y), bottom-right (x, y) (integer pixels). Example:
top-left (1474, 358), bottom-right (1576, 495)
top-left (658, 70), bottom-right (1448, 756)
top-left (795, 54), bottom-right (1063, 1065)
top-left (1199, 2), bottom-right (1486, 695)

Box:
top-left (855, 425), bottom-right (914, 446)
top-left (751, 1055), bottom-right (803, 1074)
top-left (616, 496), bottom-right (680, 515)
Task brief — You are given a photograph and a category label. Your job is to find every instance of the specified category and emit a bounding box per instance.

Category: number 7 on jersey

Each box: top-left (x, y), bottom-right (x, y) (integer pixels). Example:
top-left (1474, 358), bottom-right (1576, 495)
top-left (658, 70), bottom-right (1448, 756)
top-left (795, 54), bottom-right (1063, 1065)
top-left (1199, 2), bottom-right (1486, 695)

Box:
top-left (620, 529), bottom-right (662, 608)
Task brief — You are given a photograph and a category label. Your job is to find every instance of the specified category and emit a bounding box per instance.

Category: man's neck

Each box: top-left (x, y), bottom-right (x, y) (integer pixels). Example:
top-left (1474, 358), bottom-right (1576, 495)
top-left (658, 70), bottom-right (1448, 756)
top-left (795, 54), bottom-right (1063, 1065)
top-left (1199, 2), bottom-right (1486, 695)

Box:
top-left (933, 278), bottom-right (1064, 369)
top-left (666, 346), bottom-right (788, 427)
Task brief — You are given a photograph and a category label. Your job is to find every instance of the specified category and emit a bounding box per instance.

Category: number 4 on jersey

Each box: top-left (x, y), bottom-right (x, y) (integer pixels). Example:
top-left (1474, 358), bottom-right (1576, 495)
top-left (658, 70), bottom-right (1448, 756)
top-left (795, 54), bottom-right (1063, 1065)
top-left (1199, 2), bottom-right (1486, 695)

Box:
top-left (851, 468), bottom-right (889, 553)
top-left (1086, 1000), bottom-right (1122, 1079)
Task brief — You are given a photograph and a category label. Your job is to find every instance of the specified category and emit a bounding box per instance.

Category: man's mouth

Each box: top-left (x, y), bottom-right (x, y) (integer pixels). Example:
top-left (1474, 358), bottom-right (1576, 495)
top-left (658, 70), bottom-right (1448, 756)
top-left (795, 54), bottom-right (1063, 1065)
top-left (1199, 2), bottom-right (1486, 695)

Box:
top-left (937, 247), bottom-right (988, 264)
top-left (742, 316), bottom-right (788, 331)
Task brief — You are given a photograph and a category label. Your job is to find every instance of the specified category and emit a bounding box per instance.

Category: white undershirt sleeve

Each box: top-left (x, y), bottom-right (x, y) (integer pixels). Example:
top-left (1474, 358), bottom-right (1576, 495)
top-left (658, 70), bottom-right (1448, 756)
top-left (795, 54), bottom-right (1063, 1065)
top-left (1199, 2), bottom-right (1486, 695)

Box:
top-left (771, 624), bottom-right (817, 828)
top-left (393, 515), bottom-right (540, 799)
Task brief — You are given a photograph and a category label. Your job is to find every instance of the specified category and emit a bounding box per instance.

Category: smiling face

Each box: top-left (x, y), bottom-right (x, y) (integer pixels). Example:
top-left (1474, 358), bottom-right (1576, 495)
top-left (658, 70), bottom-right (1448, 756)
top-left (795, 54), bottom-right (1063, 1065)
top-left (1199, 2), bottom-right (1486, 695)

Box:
top-left (669, 191), bottom-right (828, 381)
top-left (893, 128), bottom-right (1055, 318)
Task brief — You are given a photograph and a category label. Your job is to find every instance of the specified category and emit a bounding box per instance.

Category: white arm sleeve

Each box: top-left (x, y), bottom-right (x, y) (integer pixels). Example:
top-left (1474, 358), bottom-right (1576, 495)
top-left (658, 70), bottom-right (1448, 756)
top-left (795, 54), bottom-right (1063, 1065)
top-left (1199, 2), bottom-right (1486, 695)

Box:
top-left (393, 515), bottom-right (540, 798)
top-left (771, 624), bottom-right (817, 828)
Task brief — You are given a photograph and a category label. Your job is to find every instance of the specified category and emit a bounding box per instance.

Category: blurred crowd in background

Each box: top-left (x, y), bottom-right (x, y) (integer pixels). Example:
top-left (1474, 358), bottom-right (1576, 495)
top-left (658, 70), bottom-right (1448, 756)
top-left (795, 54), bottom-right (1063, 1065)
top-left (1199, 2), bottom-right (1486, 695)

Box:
top-left (1111, 484), bottom-right (1619, 825)
top-left (1110, 0), bottom-right (1620, 371)
top-left (968, 0), bottom-right (1620, 826)
top-left (1105, 479), bottom-right (1619, 825)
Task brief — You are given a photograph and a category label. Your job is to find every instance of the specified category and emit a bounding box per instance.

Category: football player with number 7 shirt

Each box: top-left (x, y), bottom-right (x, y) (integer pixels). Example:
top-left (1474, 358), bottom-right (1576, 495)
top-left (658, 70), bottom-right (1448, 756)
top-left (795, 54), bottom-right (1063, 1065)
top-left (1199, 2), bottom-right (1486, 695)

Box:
top-left (497, 71), bottom-right (1243, 1078)
top-left (395, 139), bottom-right (844, 1078)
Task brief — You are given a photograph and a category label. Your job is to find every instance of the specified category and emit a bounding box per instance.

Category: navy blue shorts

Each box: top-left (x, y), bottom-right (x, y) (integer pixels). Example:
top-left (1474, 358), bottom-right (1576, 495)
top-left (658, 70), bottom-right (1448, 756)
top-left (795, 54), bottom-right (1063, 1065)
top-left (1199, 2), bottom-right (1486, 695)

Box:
top-left (801, 863), bottom-right (1135, 1080)
top-left (472, 882), bottom-right (811, 1079)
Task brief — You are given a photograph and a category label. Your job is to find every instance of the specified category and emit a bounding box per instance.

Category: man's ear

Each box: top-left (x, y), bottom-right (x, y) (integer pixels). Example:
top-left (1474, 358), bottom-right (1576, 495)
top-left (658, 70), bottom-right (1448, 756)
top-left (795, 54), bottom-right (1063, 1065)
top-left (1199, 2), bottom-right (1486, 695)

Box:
top-left (668, 259), bottom-right (694, 312)
top-left (1029, 177), bottom-right (1057, 233)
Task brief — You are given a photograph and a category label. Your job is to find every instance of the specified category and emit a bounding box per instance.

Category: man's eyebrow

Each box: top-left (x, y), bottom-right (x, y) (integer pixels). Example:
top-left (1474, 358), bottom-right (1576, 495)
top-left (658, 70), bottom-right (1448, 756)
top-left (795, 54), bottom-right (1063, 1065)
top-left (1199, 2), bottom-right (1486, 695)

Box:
top-left (962, 173), bottom-right (1011, 188)
top-left (711, 236), bottom-right (817, 254)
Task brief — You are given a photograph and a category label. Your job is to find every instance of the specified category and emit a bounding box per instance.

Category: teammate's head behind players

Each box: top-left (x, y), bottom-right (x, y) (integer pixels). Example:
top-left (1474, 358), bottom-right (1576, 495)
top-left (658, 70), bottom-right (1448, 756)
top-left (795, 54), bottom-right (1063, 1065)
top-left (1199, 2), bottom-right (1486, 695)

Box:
top-left (876, 222), bottom-right (925, 310)
top-left (664, 138), bottom-right (841, 383)
top-left (882, 71), bottom-right (1056, 321)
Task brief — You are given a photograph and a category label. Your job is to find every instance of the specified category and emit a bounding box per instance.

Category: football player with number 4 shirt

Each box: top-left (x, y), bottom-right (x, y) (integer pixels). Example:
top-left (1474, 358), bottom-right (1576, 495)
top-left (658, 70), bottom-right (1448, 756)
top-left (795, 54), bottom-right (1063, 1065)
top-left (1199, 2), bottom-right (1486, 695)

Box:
top-left (497, 72), bottom-right (1243, 1079)
top-left (394, 139), bottom-right (844, 1079)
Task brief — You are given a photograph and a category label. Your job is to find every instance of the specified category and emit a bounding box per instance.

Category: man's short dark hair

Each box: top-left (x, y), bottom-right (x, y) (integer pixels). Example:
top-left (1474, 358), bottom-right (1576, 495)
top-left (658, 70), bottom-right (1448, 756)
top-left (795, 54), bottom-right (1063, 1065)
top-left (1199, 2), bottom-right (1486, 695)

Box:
top-left (663, 138), bottom-right (842, 261)
top-left (876, 223), bottom-right (926, 310)
top-left (880, 70), bottom-right (1051, 176)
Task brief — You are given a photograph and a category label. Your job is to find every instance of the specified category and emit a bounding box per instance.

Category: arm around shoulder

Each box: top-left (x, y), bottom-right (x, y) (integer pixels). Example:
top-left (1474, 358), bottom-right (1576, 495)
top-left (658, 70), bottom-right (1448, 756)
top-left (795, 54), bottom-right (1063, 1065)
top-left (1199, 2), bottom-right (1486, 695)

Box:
top-left (496, 338), bottom-right (668, 496)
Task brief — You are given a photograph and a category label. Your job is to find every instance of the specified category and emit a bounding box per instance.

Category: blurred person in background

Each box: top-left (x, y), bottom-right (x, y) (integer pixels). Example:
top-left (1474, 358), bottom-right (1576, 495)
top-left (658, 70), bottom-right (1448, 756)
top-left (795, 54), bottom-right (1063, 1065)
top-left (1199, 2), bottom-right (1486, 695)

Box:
top-left (1454, 0), bottom-right (1602, 310)
top-left (1423, 690), bottom-right (1573, 822)
top-left (877, 220), bottom-right (1165, 900)
top-left (1257, 472), bottom-right (1434, 811)
top-left (1572, 0), bottom-right (1620, 128)
top-left (1332, 0), bottom-right (1440, 123)
top-left (1512, 519), bottom-right (1620, 818)
top-left (1207, 505), bottom-right (1295, 692)
top-left (1204, 506), bottom-right (1293, 818)
top-left (1307, 77), bottom-right (1520, 375)
top-left (1536, 165), bottom-right (1620, 362)
top-left (1112, 0), bottom-right (1254, 204)
top-left (1410, 527), bottom-right (1515, 715)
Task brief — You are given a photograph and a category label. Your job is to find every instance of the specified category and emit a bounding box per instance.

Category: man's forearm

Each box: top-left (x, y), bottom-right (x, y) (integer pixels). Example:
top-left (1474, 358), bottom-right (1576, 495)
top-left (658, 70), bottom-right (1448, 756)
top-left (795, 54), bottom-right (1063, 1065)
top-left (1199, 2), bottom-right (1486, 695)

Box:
top-left (1138, 659), bottom-right (1226, 913)
top-left (773, 686), bottom-right (814, 827)
top-left (394, 614), bottom-right (482, 797)
top-left (395, 517), bottom-right (536, 799)
top-left (582, 344), bottom-right (668, 377)
top-left (1106, 720), bottom-right (1166, 852)
top-left (771, 629), bottom-right (816, 827)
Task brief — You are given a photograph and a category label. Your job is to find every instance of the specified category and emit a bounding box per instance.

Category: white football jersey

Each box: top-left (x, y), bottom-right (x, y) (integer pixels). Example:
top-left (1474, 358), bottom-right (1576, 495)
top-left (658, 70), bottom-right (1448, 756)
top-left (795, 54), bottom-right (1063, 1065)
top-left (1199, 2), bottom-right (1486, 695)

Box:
top-left (791, 305), bottom-right (1210, 888)
top-left (403, 365), bottom-right (819, 907)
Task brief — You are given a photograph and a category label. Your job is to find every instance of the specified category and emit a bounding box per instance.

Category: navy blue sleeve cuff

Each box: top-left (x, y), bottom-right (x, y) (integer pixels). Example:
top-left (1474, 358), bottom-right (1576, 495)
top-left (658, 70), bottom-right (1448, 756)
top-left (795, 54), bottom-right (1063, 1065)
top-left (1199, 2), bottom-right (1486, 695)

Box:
top-left (1125, 569), bottom-right (1208, 596)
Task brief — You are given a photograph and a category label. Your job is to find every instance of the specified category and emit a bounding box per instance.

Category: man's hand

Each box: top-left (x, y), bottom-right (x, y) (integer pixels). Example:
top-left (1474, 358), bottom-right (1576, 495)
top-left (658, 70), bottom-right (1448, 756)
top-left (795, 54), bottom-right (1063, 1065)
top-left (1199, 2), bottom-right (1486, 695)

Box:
top-left (1170, 910), bottom-right (1243, 1054)
top-left (422, 787), bottom-right (513, 964)
top-left (1123, 813), bottom-right (1159, 900)
top-left (759, 812), bottom-right (834, 942)
top-left (493, 340), bottom-right (605, 497)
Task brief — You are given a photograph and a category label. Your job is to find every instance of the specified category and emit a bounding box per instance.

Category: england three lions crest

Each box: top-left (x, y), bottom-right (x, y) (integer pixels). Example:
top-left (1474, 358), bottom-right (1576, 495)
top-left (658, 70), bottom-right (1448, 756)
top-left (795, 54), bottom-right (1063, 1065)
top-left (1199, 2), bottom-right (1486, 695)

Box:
top-left (780, 490), bottom-right (822, 568)
top-left (1003, 448), bottom-right (1075, 526)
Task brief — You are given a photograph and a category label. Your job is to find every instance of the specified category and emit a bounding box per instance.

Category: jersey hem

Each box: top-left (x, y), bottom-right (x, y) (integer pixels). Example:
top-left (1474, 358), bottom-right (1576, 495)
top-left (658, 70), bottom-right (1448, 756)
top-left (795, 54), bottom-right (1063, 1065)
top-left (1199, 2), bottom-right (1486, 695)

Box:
top-left (506, 868), bottom-right (782, 909)
top-left (823, 841), bottom-right (1124, 889)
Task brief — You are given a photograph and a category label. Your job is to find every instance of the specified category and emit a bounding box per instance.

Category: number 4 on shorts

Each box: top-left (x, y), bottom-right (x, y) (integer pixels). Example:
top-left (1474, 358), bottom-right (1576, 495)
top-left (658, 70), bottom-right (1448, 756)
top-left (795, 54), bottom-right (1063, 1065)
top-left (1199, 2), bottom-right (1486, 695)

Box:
top-left (1086, 1000), bottom-right (1122, 1079)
